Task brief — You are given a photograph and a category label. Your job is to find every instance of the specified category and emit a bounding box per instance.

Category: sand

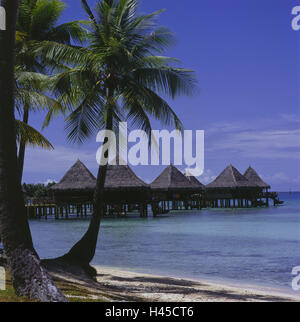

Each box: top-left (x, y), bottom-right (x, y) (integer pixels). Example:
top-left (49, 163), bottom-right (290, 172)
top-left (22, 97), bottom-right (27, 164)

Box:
top-left (94, 266), bottom-right (300, 302)
top-left (46, 261), bottom-right (300, 302)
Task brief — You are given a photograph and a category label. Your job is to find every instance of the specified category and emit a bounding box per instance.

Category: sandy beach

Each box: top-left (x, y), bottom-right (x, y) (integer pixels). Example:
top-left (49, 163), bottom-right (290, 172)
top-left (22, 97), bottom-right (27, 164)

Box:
top-left (91, 266), bottom-right (299, 302)
top-left (3, 260), bottom-right (300, 302)
top-left (48, 264), bottom-right (300, 302)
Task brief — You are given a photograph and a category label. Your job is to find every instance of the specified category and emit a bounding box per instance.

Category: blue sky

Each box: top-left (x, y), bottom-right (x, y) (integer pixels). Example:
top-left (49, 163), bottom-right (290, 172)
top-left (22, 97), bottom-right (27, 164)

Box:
top-left (24, 0), bottom-right (300, 191)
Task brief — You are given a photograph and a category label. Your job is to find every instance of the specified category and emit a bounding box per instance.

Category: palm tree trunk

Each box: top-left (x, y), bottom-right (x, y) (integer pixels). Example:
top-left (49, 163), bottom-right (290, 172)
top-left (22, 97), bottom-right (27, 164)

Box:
top-left (0, 0), bottom-right (66, 301)
top-left (61, 107), bottom-right (113, 267)
top-left (18, 105), bottom-right (29, 182)
top-left (57, 0), bottom-right (113, 269)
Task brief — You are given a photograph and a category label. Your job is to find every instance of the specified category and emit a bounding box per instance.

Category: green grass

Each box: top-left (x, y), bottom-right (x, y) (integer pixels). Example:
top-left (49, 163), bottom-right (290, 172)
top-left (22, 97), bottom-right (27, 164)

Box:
top-left (0, 270), bottom-right (107, 302)
top-left (55, 280), bottom-right (107, 302)
top-left (0, 273), bottom-right (36, 302)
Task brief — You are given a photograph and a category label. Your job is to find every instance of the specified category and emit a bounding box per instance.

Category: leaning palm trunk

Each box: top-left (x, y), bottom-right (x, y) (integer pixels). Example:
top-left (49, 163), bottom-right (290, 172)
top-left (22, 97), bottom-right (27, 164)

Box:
top-left (61, 108), bottom-right (113, 266)
top-left (0, 0), bottom-right (66, 302)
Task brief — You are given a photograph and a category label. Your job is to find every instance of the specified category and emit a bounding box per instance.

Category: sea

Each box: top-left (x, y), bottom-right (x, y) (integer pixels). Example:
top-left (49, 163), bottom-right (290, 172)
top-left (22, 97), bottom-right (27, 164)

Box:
top-left (10, 192), bottom-right (300, 293)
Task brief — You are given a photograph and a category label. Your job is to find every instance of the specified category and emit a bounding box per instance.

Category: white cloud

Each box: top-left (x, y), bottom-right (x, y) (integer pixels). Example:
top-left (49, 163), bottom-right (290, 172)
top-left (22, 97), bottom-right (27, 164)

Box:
top-left (44, 179), bottom-right (57, 185)
top-left (262, 172), bottom-right (300, 186)
top-left (199, 169), bottom-right (216, 184)
top-left (205, 114), bottom-right (300, 159)
top-left (262, 172), bottom-right (290, 183)
top-left (280, 113), bottom-right (300, 124)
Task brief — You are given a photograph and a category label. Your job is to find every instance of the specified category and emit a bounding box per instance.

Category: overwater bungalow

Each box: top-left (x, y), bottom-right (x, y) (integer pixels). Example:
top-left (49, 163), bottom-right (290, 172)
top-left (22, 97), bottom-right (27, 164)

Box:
top-left (244, 166), bottom-right (280, 206)
top-left (49, 160), bottom-right (96, 218)
top-left (151, 165), bottom-right (205, 213)
top-left (205, 164), bottom-right (259, 208)
top-left (244, 166), bottom-right (270, 191)
top-left (50, 159), bottom-right (96, 203)
top-left (50, 158), bottom-right (150, 218)
top-left (103, 161), bottom-right (151, 217)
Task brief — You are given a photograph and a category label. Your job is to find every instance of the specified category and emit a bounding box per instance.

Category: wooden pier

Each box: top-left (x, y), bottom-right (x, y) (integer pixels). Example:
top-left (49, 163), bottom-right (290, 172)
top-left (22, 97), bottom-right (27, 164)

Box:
top-left (25, 203), bottom-right (93, 220)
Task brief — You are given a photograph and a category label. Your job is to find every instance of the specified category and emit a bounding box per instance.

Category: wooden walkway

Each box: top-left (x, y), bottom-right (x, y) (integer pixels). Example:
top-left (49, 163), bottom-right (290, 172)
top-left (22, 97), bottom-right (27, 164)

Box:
top-left (25, 203), bottom-right (92, 220)
top-left (25, 191), bottom-right (283, 220)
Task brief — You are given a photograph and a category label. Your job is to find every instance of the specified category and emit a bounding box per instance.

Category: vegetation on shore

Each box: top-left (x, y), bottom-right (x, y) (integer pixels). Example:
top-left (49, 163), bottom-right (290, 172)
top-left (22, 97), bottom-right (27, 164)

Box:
top-left (0, 272), bottom-right (106, 302)
top-left (22, 182), bottom-right (56, 199)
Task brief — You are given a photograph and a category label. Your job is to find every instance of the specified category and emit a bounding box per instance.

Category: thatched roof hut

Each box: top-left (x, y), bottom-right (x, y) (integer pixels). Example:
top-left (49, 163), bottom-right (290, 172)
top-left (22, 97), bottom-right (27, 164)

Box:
top-left (244, 166), bottom-right (271, 189)
top-left (51, 158), bottom-right (150, 204)
top-left (103, 162), bottom-right (151, 203)
top-left (206, 164), bottom-right (257, 190)
top-left (104, 164), bottom-right (149, 191)
top-left (50, 160), bottom-right (96, 204)
top-left (150, 166), bottom-right (204, 204)
top-left (51, 160), bottom-right (96, 192)
top-left (151, 165), bottom-right (202, 191)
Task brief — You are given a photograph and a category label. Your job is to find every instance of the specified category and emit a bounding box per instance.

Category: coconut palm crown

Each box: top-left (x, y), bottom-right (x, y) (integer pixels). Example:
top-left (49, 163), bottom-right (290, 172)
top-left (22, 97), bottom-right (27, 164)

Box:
top-left (50, 0), bottom-right (197, 143)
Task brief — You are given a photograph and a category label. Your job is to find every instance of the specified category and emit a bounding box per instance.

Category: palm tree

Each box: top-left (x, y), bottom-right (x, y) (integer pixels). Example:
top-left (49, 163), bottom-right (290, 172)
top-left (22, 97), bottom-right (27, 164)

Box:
top-left (15, 0), bottom-right (86, 181)
top-left (15, 69), bottom-right (57, 154)
top-left (49, 0), bottom-right (196, 269)
top-left (0, 0), bottom-right (66, 301)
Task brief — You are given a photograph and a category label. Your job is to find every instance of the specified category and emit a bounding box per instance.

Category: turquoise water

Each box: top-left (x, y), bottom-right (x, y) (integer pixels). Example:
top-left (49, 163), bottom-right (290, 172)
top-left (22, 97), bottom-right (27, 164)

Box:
top-left (28, 192), bottom-right (300, 292)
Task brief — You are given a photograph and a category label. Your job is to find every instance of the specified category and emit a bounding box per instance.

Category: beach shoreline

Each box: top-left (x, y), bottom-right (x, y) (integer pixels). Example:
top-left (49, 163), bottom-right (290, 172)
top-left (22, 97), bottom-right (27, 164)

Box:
top-left (94, 266), bottom-right (300, 302)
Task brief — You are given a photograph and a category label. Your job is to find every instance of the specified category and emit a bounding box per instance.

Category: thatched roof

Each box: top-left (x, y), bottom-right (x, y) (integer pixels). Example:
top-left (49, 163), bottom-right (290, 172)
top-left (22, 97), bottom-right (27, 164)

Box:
top-left (104, 163), bottom-right (149, 191)
top-left (51, 157), bottom-right (149, 192)
top-left (206, 164), bottom-right (257, 189)
top-left (151, 165), bottom-right (202, 191)
top-left (185, 174), bottom-right (206, 190)
top-left (50, 160), bottom-right (96, 191)
top-left (244, 166), bottom-right (270, 189)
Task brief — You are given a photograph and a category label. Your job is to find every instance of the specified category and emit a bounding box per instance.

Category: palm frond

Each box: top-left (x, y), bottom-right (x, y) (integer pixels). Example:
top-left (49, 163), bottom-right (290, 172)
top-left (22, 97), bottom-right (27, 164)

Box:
top-left (121, 79), bottom-right (184, 131)
top-left (65, 89), bottom-right (106, 144)
top-left (16, 88), bottom-right (64, 113)
top-left (46, 20), bottom-right (88, 45)
top-left (30, 0), bottom-right (65, 37)
top-left (60, 0), bottom-right (197, 146)
top-left (133, 67), bottom-right (197, 99)
top-left (16, 120), bottom-right (54, 150)
top-left (15, 69), bottom-right (52, 90)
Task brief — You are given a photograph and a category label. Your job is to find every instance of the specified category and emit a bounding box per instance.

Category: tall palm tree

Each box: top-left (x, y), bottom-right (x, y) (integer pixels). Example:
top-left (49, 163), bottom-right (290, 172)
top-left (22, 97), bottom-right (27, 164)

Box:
top-left (15, 0), bottom-right (86, 181)
top-left (0, 0), bottom-right (66, 301)
top-left (49, 0), bottom-right (197, 269)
